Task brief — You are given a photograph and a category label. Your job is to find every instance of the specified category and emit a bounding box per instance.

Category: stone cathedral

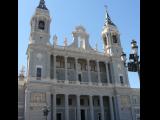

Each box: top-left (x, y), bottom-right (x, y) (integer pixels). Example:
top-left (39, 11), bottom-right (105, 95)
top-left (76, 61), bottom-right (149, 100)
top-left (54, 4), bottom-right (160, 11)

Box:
top-left (18, 0), bottom-right (140, 120)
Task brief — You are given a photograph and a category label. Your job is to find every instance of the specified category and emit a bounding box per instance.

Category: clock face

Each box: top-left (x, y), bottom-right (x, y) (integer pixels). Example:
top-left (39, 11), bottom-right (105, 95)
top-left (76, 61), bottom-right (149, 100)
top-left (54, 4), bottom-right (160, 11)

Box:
top-left (38, 21), bottom-right (45, 30)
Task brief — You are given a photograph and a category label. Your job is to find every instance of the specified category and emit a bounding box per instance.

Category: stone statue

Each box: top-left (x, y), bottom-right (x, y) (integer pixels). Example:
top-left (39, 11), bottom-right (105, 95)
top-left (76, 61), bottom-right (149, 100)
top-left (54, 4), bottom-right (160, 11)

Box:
top-left (53, 34), bottom-right (58, 46)
top-left (64, 37), bottom-right (68, 46)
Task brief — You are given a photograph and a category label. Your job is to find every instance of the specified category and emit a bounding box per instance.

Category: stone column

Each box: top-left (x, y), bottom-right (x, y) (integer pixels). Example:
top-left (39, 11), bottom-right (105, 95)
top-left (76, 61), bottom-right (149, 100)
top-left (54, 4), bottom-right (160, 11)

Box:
top-left (53, 94), bottom-right (57, 120)
top-left (87, 59), bottom-right (91, 85)
top-left (65, 94), bottom-right (69, 120)
top-left (24, 90), bottom-right (30, 120)
top-left (75, 58), bottom-right (79, 83)
top-left (76, 95), bottom-right (81, 120)
top-left (96, 60), bottom-right (101, 85)
top-left (125, 67), bottom-right (130, 87)
top-left (89, 95), bottom-right (94, 120)
top-left (109, 96), bottom-right (115, 120)
top-left (46, 92), bottom-right (51, 120)
top-left (115, 95), bottom-right (121, 120)
top-left (48, 53), bottom-right (51, 79)
top-left (129, 95), bottom-right (134, 120)
top-left (65, 56), bottom-right (68, 83)
top-left (54, 55), bottom-right (57, 81)
top-left (99, 95), bottom-right (104, 120)
top-left (105, 62), bottom-right (110, 84)
top-left (112, 96), bottom-right (118, 120)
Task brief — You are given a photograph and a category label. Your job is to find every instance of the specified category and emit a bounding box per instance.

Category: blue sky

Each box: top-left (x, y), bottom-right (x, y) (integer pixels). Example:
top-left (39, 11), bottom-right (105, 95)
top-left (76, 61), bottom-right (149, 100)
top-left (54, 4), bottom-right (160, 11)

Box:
top-left (18, 0), bottom-right (140, 88)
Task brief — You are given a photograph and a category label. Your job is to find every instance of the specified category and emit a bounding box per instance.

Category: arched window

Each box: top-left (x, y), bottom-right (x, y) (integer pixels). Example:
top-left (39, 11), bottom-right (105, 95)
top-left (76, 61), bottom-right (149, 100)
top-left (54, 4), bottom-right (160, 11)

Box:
top-left (112, 35), bottom-right (118, 43)
top-left (103, 35), bottom-right (107, 45)
top-left (38, 21), bottom-right (45, 30)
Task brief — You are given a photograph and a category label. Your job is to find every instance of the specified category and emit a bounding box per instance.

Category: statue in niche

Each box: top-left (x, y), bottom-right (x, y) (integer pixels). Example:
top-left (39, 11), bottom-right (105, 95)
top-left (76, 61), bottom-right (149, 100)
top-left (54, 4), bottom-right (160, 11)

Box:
top-left (53, 34), bottom-right (58, 46)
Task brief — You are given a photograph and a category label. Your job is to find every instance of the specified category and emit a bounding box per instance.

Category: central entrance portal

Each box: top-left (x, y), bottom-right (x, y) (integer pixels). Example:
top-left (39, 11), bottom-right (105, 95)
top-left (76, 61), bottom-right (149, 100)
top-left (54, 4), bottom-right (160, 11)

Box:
top-left (81, 110), bottom-right (85, 120)
top-left (56, 113), bottom-right (62, 120)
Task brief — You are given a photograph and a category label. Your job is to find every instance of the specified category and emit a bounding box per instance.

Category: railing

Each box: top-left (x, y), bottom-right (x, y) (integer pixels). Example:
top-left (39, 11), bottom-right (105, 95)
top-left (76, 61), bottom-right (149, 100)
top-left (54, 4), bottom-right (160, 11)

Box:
top-left (102, 83), bottom-right (109, 86)
top-left (92, 82), bottom-right (99, 86)
top-left (57, 80), bottom-right (65, 84)
top-left (53, 45), bottom-right (106, 56)
top-left (80, 82), bottom-right (89, 85)
top-left (28, 77), bottom-right (114, 87)
top-left (68, 81), bottom-right (77, 84)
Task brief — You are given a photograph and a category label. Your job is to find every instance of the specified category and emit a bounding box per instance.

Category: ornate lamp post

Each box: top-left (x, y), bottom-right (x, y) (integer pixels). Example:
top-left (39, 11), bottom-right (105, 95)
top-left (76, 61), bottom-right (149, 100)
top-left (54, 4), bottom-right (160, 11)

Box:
top-left (121, 39), bottom-right (140, 80)
top-left (42, 105), bottom-right (50, 120)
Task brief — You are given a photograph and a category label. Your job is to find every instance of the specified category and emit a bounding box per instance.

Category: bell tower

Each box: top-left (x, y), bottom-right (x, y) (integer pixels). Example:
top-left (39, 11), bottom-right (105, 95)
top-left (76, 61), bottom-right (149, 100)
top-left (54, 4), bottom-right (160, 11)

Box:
top-left (27, 0), bottom-right (51, 80)
top-left (102, 6), bottom-right (130, 87)
top-left (29, 0), bottom-right (51, 45)
top-left (101, 6), bottom-right (123, 57)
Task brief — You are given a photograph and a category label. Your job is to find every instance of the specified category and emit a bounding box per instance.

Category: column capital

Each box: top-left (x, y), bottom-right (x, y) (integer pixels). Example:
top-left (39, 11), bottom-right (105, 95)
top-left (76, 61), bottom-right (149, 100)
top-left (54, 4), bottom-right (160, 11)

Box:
top-left (76, 94), bottom-right (80, 97)
top-left (65, 93), bottom-right (69, 96)
top-left (105, 61), bottom-right (109, 64)
top-left (46, 91), bottom-right (51, 94)
top-left (89, 95), bottom-right (93, 97)
top-left (53, 54), bottom-right (57, 57)
top-left (75, 57), bottom-right (78, 60)
top-left (99, 95), bottom-right (103, 97)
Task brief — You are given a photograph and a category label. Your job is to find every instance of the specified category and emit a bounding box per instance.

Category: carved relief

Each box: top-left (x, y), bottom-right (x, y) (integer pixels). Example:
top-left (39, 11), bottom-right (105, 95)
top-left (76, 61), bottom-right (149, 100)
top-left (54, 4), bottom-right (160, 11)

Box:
top-left (37, 53), bottom-right (42, 61)
top-left (120, 95), bottom-right (130, 110)
top-left (31, 92), bottom-right (46, 103)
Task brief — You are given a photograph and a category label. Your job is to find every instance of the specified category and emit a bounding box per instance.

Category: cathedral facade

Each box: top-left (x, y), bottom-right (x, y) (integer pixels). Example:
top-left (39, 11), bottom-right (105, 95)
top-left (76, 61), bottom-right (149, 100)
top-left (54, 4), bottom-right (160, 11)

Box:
top-left (18, 0), bottom-right (140, 120)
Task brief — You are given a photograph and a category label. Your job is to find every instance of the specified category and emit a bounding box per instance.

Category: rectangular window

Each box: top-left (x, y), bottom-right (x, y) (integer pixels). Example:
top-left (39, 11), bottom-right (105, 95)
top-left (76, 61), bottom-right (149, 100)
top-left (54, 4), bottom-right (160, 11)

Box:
top-left (120, 76), bottom-right (124, 84)
top-left (91, 65), bottom-right (96, 71)
top-left (56, 61), bottom-right (61, 68)
top-left (67, 62), bottom-right (71, 69)
top-left (97, 99), bottom-right (100, 106)
top-left (69, 98), bottom-right (72, 105)
top-left (60, 62), bottom-right (64, 68)
top-left (71, 63), bottom-right (75, 69)
top-left (57, 98), bottom-right (61, 105)
top-left (36, 67), bottom-right (41, 80)
top-left (78, 63), bottom-right (81, 71)
top-left (78, 74), bottom-right (82, 82)
top-left (93, 98), bottom-right (99, 106)
top-left (80, 99), bottom-right (84, 106)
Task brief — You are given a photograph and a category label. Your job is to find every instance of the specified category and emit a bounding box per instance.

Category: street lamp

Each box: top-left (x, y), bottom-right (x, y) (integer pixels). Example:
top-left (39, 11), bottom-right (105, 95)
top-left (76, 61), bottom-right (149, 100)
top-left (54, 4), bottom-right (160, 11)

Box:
top-left (42, 105), bottom-right (50, 120)
top-left (121, 39), bottom-right (140, 80)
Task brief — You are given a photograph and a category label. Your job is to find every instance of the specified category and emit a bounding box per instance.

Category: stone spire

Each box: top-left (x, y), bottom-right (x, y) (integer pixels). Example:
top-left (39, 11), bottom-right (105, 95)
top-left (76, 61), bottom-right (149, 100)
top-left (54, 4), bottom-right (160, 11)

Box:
top-left (104, 5), bottom-right (116, 26)
top-left (37, 0), bottom-right (48, 10)
top-left (53, 34), bottom-right (58, 46)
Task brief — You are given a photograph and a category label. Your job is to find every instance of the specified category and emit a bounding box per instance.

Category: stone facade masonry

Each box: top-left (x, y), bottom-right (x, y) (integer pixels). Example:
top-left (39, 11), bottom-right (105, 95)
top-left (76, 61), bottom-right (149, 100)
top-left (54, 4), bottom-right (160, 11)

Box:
top-left (18, 1), bottom-right (140, 120)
